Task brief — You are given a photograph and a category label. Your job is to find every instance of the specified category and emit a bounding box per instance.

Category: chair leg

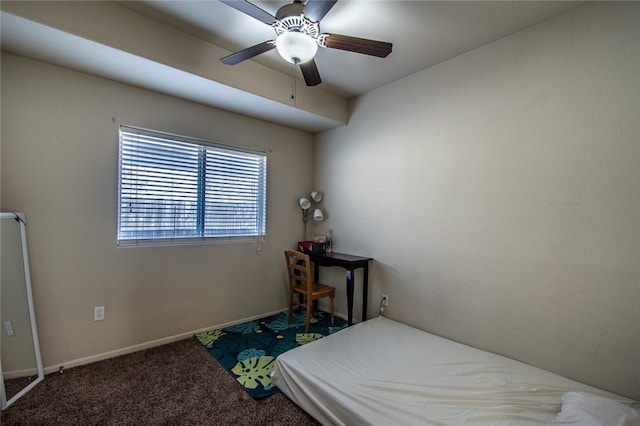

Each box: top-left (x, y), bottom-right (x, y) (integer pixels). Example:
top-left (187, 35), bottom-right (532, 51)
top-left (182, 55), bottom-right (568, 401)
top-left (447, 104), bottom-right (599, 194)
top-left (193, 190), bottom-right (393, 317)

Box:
top-left (330, 294), bottom-right (335, 326)
top-left (305, 301), bottom-right (312, 333)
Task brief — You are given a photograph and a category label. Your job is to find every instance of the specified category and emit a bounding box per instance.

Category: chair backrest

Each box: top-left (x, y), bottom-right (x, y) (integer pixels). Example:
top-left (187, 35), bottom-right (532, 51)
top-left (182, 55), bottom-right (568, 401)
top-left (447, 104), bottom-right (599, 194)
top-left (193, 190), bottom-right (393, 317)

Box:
top-left (284, 250), bottom-right (313, 295)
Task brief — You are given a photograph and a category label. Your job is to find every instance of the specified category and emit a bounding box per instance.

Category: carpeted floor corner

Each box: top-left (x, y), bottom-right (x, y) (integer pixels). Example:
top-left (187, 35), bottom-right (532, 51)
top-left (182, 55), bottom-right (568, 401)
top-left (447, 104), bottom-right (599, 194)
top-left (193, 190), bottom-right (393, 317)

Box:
top-left (0, 337), bottom-right (320, 425)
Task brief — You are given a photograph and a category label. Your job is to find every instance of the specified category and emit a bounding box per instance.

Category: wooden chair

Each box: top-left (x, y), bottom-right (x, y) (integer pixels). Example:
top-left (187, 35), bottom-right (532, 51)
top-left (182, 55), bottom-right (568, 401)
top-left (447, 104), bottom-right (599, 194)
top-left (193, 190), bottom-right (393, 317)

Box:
top-left (284, 250), bottom-right (335, 333)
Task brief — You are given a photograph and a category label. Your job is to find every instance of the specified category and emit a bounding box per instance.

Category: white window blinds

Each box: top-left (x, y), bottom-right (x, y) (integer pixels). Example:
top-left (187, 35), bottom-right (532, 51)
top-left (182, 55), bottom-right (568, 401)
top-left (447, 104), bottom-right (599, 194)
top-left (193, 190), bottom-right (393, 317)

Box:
top-left (118, 126), bottom-right (266, 246)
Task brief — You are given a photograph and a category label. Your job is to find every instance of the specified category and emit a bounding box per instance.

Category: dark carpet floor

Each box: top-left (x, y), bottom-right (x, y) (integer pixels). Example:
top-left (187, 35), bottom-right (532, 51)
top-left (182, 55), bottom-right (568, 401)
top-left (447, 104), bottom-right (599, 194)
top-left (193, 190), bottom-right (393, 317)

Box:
top-left (1, 337), bottom-right (319, 425)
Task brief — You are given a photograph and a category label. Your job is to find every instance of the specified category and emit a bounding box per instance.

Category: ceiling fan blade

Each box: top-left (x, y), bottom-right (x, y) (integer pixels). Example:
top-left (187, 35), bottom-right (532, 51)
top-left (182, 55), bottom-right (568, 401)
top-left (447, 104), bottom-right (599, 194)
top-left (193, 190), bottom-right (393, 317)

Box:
top-left (321, 33), bottom-right (392, 58)
top-left (299, 59), bottom-right (322, 86)
top-left (303, 0), bottom-right (338, 22)
top-left (219, 0), bottom-right (277, 25)
top-left (220, 41), bottom-right (276, 65)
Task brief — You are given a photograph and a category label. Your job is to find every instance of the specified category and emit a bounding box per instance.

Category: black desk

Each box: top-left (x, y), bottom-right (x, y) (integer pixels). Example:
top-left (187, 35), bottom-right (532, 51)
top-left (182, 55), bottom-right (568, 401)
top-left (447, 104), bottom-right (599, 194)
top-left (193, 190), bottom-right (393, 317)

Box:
top-left (307, 252), bottom-right (373, 326)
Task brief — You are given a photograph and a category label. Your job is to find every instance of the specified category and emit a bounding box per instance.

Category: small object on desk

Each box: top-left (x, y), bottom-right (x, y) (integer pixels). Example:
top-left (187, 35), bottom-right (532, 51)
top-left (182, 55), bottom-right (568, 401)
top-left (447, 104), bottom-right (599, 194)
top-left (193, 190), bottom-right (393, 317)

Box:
top-left (312, 234), bottom-right (327, 243)
top-left (298, 240), bottom-right (326, 254)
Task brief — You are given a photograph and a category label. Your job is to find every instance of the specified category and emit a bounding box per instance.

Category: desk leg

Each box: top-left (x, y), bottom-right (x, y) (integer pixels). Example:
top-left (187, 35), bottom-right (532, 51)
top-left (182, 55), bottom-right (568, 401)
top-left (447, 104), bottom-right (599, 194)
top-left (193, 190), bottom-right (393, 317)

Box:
top-left (362, 265), bottom-right (369, 322)
top-left (346, 269), bottom-right (354, 326)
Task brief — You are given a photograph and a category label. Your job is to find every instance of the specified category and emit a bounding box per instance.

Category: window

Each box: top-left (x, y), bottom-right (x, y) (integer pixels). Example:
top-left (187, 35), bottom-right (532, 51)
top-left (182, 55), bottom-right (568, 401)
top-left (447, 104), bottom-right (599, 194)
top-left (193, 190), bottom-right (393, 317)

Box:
top-left (118, 126), bottom-right (266, 246)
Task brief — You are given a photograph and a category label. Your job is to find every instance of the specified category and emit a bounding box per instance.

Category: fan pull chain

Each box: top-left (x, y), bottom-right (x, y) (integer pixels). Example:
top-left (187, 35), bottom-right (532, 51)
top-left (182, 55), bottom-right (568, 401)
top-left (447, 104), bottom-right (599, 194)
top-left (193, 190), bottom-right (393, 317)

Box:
top-left (291, 63), bottom-right (297, 106)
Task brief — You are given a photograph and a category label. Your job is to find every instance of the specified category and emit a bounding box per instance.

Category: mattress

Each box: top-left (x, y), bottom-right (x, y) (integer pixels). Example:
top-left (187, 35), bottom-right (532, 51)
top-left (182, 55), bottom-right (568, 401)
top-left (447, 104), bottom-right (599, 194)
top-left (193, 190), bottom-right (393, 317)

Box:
top-left (272, 316), bottom-right (637, 425)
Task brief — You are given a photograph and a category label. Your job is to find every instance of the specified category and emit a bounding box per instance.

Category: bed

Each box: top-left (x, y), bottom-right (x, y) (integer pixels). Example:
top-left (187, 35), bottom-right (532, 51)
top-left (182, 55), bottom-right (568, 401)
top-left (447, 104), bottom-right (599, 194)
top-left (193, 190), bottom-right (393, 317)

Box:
top-left (272, 316), bottom-right (639, 425)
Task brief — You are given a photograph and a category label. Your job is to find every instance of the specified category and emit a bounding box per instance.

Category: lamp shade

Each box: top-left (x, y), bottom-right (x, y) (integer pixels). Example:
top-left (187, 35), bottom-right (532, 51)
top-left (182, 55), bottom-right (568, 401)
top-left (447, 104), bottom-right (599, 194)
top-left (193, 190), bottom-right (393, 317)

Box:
top-left (311, 191), bottom-right (322, 202)
top-left (276, 32), bottom-right (318, 64)
top-left (299, 197), bottom-right (311, 210)
top-left (313, 208), bottom-right (324, 221)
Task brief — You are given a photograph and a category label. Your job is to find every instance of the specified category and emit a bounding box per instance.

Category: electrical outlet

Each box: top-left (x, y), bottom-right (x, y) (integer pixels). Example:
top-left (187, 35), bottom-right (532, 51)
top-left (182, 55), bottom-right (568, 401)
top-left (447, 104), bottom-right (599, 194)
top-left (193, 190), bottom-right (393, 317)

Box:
top-left (4, 320), bottom-right (15, 336)
top-left (94, 306), bottom-right (105, 321)
top-left (381, 294), bottom-right (389, 306)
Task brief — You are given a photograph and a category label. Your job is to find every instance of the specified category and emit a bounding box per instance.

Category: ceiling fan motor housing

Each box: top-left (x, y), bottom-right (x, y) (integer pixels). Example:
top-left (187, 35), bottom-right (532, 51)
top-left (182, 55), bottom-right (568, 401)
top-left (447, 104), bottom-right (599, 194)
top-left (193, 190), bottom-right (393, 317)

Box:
top-left (275, 1), bottom-right (305, 21)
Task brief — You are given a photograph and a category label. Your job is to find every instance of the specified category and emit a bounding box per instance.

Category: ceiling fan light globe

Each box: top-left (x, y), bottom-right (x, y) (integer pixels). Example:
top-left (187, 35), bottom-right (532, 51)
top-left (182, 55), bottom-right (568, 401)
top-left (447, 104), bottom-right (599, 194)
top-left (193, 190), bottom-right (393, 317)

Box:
top-left (276, 32), bottom-right (318, 64)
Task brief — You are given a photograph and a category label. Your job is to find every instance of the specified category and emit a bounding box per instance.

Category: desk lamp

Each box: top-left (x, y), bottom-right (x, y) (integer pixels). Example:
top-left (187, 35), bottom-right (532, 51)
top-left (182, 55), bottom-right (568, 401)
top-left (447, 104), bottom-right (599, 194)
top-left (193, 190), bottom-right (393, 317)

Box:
top-left (299, 191), bottom-right (324, 238)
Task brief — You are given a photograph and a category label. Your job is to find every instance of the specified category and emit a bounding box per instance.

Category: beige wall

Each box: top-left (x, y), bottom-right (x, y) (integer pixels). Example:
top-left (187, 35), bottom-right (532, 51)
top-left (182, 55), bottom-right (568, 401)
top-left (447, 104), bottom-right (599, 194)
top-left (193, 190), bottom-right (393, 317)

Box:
top-left (1, 53), bottom-right (313, 370)
top-left (314, 2), bottom-right (640, 400)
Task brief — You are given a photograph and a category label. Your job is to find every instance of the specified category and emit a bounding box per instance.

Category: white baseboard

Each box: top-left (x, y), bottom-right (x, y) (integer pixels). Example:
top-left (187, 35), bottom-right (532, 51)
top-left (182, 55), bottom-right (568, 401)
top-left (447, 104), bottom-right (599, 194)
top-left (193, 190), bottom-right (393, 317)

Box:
top-left (43, 308), bottom-right (349, 375)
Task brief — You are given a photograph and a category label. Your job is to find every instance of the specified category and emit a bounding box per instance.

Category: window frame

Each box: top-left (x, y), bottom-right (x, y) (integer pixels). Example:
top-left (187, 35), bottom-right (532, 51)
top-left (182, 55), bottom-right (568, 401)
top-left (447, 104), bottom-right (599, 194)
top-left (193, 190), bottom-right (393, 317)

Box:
top-left (117, 125), bottom-right (267, 247)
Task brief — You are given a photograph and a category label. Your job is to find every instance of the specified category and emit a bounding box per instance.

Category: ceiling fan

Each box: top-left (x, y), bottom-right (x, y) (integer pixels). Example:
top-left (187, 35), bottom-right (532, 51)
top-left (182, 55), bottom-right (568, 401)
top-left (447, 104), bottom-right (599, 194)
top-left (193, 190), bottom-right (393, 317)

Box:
top-left (219, 0), bottom-right (393, 87)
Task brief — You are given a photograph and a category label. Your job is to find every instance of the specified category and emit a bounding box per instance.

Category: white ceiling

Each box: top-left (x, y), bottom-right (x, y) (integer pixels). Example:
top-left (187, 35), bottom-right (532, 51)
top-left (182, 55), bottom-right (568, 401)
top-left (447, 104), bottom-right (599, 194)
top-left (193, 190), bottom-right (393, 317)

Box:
top-left (1, 1), bottom-right (586, 132)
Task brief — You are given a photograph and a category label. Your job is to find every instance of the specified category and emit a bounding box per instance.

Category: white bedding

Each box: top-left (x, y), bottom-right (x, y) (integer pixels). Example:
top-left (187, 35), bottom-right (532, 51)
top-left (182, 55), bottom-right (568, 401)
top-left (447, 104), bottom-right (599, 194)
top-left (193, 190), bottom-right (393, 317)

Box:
top-left (272, 316), bottom-right (637, 425)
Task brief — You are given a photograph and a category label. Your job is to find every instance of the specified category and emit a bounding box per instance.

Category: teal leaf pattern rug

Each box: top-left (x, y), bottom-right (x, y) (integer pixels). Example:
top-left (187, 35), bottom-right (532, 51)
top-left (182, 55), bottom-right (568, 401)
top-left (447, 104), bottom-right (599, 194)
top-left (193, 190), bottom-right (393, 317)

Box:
top-left (195, 311), bottom-right (347, 398)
